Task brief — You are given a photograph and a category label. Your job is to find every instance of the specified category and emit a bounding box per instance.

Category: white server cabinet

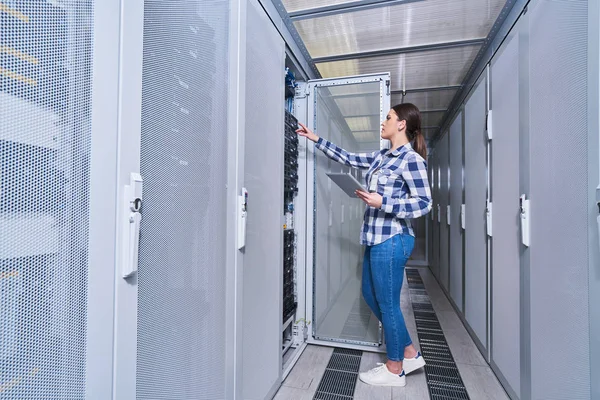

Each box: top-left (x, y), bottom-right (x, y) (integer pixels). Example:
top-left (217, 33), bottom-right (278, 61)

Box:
top-left (0, 1), bottom-right (408, 399)
top-left (427, 2), bottom-right (598, 399)
top-left (0, 0), bottom-right (138, 398)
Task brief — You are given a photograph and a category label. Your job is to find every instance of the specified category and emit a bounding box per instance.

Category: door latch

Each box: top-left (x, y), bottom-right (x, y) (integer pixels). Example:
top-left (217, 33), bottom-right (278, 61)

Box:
top-left (519, 194), bottom-right (530, 247)
top-left (486, 201), bottom-right (493, 237)
top-left (122, 173), bottom-right (143, 279)
top-left (238, 187), bottom-right (248, 250)
top-left (596, 201), bottom-right (600, 253)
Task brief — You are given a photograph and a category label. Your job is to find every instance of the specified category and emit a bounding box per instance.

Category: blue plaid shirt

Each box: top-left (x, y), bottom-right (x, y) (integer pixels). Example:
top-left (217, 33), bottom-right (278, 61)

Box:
top-left (315, 138), bottom-right (432, 246)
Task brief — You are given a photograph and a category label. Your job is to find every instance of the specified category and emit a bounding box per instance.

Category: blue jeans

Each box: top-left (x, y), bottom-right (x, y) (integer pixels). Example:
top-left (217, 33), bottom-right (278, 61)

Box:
top-left (362, 234), bottom-right (415, 362)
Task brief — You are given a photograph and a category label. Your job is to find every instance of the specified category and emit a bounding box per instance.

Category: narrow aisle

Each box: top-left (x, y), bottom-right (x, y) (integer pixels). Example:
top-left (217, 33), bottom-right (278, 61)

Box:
top-left (274, 268), bottom-right (509, 400)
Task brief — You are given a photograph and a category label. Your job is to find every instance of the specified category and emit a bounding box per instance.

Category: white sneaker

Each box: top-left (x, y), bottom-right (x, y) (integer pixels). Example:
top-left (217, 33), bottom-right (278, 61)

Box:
top-left (403, 351), bottom-right (426, 374)
top-left (358, 363), bottom-right (406, 387)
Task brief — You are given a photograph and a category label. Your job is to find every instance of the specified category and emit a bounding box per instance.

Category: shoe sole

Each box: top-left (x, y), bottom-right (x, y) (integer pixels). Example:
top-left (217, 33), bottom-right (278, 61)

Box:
top-left (358, 375), bottom-right (406, 387)
top-left (404, 358), bottom-right (426, 375)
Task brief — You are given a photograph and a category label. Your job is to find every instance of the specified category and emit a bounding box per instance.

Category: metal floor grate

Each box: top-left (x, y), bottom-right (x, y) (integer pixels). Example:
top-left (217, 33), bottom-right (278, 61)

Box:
top-left (313, 348), bottom-right (361, 400)
top-left (406, 268), bottom-right (471, 400)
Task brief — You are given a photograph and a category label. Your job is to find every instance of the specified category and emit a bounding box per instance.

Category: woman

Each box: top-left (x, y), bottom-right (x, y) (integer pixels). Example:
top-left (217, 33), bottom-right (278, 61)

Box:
top-left (296, 103), bottom-right (432, 387)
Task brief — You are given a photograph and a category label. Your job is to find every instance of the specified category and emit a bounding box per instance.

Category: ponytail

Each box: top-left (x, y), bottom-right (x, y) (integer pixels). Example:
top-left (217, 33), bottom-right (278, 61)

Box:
top-left (391, 103), bottom-right (427, 161)
top-left (412, 129), bottom-right (427, 161)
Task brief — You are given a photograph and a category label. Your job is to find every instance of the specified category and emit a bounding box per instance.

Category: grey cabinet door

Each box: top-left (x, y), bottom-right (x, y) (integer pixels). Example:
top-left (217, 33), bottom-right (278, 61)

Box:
top-left (490, 31), bottom-right (521, 398)
top-left (242, 0), bottom-right (286, 398)
top-left (464, 77), bottom-right (488, 350)
top-left (439, 133), bottom-right (450, 291)
top-left (449, 113), bottom-right (464, 310)
top-left (528, 1), bottom-right (591, 399)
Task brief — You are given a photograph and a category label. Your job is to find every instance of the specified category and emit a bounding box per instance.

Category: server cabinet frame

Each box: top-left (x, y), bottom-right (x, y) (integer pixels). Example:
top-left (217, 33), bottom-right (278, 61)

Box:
top-left (589, 1), bottom-right (600, 398)
top-left (304, 73), bottom-right (391, 352)
top-left (86, 0), bottom-right (123, 398)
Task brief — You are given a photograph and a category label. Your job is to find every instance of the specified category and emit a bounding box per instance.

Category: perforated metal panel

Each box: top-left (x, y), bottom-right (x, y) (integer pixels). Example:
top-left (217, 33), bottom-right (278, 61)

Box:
top-left (528, 1), bottom-right (590, 398)
top-left (136, 1), bottom-right (229, 399)
top-left (490, 32), bottom-right (521, 396)
top-left (449, 114), bottom-right (463, 310)
top-left (0, 1), bottom-right (92, 398)
top-left (439, 133), bottom-right (449, 290)
top-left (463, 78), bottom-right (487, 346)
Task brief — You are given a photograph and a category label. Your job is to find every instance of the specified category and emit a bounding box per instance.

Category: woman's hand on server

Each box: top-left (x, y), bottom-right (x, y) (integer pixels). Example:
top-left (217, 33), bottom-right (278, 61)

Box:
top-left (296, 122), bottom-right (319, 143)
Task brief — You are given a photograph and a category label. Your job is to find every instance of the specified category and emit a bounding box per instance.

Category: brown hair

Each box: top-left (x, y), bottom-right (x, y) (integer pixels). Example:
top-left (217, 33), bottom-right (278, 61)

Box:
top-left (391, 103), bottom-right (427, 161)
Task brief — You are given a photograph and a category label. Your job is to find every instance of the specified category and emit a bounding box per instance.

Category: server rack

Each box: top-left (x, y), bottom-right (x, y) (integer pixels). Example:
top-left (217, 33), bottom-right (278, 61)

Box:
top-left (282, 107), bottom-right (299, 359)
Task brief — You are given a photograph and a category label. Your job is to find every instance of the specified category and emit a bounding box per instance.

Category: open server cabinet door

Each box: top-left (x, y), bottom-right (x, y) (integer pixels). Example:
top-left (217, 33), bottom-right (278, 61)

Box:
top-left (305, 73), bottom-right (391, 351)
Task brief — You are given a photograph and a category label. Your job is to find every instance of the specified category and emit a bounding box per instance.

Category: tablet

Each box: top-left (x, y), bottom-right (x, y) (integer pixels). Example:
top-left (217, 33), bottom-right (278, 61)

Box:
top-left (325, 172), bottom-right (368, 198)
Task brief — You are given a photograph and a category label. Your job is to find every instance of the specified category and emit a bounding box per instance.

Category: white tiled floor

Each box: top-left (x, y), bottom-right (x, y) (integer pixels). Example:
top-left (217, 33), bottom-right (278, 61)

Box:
top-left (274, 267), bottom-right (510, 400)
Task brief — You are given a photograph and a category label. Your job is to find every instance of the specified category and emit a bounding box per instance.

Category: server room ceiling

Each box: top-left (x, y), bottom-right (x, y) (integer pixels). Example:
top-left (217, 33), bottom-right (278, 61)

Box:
top-left (279, 0), bottom-right (508, 140)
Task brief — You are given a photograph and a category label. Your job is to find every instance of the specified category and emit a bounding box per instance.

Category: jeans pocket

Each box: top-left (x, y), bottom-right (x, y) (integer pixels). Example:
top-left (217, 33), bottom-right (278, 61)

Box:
top-left (399, 234), bottom-right (414, 260)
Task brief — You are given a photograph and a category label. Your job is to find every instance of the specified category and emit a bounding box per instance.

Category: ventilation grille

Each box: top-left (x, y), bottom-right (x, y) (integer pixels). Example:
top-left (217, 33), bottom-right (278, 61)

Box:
top-left (1, 1), bottom-right (93, 398)
top-left (313, 348), bottom-right (361, 400)
top-left (406, 269), bottom-right (470, 400)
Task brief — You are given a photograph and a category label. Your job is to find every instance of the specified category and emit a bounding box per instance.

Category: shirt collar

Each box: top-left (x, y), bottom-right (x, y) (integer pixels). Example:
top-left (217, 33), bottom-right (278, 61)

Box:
top-left (387, 142), bottom-right (412, 157)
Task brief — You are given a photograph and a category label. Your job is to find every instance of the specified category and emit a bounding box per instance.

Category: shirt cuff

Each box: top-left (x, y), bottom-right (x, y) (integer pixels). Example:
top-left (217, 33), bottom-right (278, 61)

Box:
top-left (381, 196), bottom-right (393, 214)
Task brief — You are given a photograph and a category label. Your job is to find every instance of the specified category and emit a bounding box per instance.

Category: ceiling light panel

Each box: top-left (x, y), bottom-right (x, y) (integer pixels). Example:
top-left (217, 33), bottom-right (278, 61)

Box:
top-left (292, 0), bottom-right (505, 58)
top-left (316, 45), bottom-right (481, 91)
top-left (316, 82), bottom-right (382, 117)
top-left (345, 116), bottom-right (379, 131)
top-left (351, 130), bottom-right (381, 143)
top-left (395, 89), bottom-right (458, 111)
top-left (282, 0), bottom-right (358, 13)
